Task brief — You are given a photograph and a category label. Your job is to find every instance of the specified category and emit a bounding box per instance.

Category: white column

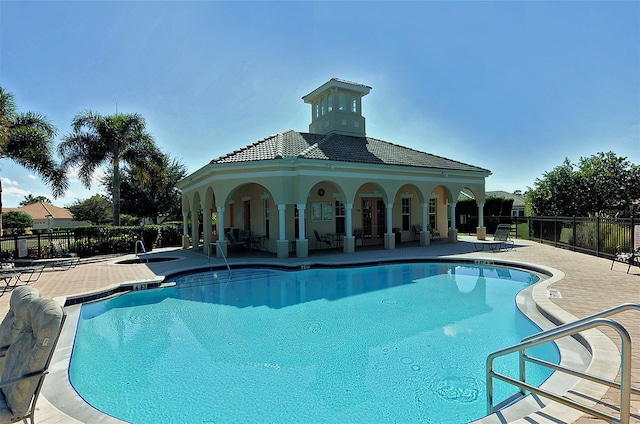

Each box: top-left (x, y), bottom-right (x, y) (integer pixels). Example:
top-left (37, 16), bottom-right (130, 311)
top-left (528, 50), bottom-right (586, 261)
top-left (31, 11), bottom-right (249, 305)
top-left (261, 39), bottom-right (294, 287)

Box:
top-left (182, 212), bottom-right (188, 236)
top-left (345, 203), bottom-right (353, 236)
top-left (477, 202), bottom-right (485, 228)
top-left (421, 202), bottom-right (428, 230)
top-left (190, 209), bottom-right (198, 249)
top-left (386, 203), bottom-right (393, 234)
top-left (450, 202), bottom-right (457, 230)
top-left (217, 206), bottom-right (225, 239)
top-left (278, 204), bottom-right (286, 241)
top-left (297, 204), bottom-right (306, 240)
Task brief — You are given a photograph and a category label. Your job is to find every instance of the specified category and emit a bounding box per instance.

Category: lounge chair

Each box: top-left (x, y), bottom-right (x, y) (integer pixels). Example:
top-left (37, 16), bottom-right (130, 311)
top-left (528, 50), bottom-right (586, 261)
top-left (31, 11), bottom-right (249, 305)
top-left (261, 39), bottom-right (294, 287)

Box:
top-left (0, 287), bottom-right (41, 373)
top-left (314, 230), bottom-right (332, 249)
top-left (474, 224), bottom-right (514, 252)
top-left (0, 287), bottom-right (65, 424)
top-left (611, 245), bottom-right (640, 274)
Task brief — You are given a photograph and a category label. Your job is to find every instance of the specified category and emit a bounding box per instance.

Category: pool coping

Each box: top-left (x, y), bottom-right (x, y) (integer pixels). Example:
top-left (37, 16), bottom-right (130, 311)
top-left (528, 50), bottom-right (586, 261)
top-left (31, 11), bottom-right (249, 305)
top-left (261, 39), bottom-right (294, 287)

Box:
top-left (41, 257), bottom-right (619, 423)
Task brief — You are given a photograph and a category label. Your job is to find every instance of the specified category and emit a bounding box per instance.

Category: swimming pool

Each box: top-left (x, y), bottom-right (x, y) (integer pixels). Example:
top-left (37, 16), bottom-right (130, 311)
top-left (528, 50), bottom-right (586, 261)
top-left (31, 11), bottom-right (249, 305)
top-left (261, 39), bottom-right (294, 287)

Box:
top-left (69, 262), bottom-right (558, 423)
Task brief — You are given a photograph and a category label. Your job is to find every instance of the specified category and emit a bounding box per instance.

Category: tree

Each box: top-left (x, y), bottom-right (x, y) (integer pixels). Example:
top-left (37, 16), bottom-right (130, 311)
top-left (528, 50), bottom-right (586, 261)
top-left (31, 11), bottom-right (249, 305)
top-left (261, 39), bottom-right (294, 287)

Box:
top-left (67, 194), bottom-right (112, 225)
top-left (106, 152), bottom-right (187, 223)
top-left (574, 151), bottom-right (640, 216)
top-left (19, 194), bottom-right (52, 206)
top-left (0, 86), bottom-right (68, 233)
top-left (59, 111), bottom-right (162, 226)
top-left (526, 152), bottom-right (640, 217)
top-left (2, 211), bottom-right (33, 235)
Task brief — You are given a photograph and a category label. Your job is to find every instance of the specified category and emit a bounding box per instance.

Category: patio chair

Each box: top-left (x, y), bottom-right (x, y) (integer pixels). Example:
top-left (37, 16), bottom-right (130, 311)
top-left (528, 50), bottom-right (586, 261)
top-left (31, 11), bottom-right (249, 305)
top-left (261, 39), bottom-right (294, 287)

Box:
top-left (611, 245), bottom-right (640, 274)
top-left (426, 226), bottom-right (441, 240)
top-left (0, 289), bottom-right (65, 424)
top-left (16, 266), bottom-right (45, 285)
top-left (224, 228), bottom-right (246, 251)
top-left (489, 224), bottom-right (514, 251)
top-left (353, 228), bottom-right (364, 246)
top-left (314, 230), bottom-right (332, 249)
top-left (0, 287), bottom-right (41, 374)
top-left (413, 224), bottom-right (421, 241)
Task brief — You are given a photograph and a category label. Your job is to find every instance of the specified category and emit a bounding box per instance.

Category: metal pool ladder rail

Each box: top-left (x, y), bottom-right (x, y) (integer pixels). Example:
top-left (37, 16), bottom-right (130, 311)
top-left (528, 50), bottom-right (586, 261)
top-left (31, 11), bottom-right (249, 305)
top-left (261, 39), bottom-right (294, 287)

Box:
top-left (135, 240), bottom-right (148, 263)
top-left (209, 242), bottom-right (232, 280)
top-left (486, 303), bottom-right (639, 424)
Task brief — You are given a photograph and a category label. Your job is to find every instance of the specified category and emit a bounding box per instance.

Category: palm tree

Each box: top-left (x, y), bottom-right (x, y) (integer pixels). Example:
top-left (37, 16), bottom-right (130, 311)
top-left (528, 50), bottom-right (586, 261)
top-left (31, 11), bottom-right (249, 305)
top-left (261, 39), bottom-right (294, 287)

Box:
top-left (0, 86), bottom-right (68, 233)
top-left (59, 111), bottom-right (161, 225)
top-left (20, 194), bottom-right (52, 206)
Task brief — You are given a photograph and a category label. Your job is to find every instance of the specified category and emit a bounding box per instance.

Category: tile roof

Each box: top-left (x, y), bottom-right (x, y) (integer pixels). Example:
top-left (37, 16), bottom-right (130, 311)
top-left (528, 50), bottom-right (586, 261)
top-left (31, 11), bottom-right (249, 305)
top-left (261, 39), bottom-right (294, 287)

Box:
top-left (211, 130), bottom-right (490, 173)
top-left (2, 202), bottom-right (73, 219)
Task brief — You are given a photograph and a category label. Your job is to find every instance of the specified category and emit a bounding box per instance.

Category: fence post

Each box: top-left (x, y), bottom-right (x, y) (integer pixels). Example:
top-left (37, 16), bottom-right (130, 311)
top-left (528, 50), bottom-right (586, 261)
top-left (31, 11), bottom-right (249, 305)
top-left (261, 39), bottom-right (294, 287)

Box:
top-left (573, 216), bottom-right (577, 252)
top-left (596, 216), bottom-right (601, 257)
top-left (632, 216), bottom-right (636, 250)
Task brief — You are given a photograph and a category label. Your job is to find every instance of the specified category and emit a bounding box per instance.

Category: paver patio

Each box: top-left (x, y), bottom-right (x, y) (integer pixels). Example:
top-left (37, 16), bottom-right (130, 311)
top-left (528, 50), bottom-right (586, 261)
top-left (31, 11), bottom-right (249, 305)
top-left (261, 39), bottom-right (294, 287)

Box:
top-left (1, 237), bottom-right (637, 423)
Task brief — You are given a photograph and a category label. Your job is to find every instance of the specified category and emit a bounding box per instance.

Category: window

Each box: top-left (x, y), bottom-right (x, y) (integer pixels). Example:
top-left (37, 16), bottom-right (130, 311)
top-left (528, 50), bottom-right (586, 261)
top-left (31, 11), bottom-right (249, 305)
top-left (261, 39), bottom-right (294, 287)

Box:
top-left (321, 97), bottom-right (326, 115)
top-left (351, 96), bottom-right (357, 113)
top-left (229, 203), bottom-right (234, 227)
top-left (335, 200), bottom-right (345, 234)
top-left (338, 93), bottom-right (346, 111)
top-left (327, 93), bottom-right (333, 112)
top-left (341, 119), bottom-right (347, 126)
top-left (315, 102), bottom-right (320, 118)
top-left (294, 205), bottom-right (299, 239)
top-left (354, 121), bottom-right (359, 128)
top-left (263, 198), bottom-right (270, 239)
top-left (402, 198), bottom-right (410, 231)
top-left (428, 198), bottom-right (437, 230)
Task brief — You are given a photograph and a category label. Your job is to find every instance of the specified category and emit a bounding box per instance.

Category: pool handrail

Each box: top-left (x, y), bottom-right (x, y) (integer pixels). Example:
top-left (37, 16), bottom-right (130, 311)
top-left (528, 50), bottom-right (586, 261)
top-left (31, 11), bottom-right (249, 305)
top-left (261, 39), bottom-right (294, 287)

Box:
top-left (134, 240), bottom-right (148, 263)
top-left (486, 302), bottom-right (639, 424)
top-left (210, 242), bottom-right (232, 280)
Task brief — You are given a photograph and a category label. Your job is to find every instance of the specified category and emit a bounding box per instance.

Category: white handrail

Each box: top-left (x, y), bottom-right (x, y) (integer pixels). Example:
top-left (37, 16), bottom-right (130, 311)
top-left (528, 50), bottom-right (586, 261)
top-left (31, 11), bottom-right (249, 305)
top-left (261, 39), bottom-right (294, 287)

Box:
top-left (486, 303), bottom-right (638, 423)
top-left (209, 242), bottom-right (232, 280)
top-left (134, 240), bottom-right (148, 263)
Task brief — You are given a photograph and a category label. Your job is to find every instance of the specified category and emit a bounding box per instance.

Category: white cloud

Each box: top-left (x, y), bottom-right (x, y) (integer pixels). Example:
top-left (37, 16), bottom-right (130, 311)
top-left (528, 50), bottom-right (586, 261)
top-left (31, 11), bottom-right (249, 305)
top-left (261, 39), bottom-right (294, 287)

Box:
top-left (1, 177), bottom-right (19, 186)
top-left (28, 174), bottom-right (37, 180)
top-left (2, 186), bottom-right (30, 200)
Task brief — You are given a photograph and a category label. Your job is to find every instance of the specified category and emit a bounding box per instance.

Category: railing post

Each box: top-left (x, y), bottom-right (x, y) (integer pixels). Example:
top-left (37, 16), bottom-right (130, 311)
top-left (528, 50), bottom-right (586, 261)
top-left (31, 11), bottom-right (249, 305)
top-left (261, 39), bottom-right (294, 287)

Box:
top-left (573, 216), bottom-right (577, 252)
top-left (596, 216), bottom-right (601, 257)
top-left (631, 216), bottom-right (635, 251)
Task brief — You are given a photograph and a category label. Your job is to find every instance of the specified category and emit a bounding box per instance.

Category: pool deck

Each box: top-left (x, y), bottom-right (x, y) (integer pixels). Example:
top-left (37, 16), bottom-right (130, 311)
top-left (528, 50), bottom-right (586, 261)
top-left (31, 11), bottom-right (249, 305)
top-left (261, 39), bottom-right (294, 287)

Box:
top-left (1, 237), bottom-right (638, 423)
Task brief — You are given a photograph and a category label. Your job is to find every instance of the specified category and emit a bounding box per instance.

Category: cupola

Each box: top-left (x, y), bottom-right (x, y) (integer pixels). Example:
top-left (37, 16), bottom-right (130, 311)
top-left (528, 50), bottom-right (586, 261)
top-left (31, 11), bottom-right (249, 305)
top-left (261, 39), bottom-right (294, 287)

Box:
top-left (302, 78), bottom-right (371, 137)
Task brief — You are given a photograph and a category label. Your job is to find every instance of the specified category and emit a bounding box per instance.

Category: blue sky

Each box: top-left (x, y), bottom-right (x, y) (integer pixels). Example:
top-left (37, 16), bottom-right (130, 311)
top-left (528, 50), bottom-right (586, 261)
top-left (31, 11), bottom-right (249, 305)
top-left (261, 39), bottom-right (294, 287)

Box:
top-left (1, 1), bottom-right (638, 208)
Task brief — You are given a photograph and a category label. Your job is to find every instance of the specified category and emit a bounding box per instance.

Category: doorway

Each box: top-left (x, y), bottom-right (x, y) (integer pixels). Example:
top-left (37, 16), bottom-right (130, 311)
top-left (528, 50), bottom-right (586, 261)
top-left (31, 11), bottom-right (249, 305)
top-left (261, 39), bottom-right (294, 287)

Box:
top-left (362, 198), bottom-right (385, 245)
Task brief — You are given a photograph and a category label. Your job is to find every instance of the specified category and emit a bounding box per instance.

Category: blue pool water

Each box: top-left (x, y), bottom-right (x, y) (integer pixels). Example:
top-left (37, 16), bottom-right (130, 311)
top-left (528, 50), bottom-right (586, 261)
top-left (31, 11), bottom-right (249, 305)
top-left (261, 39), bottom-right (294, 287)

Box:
top-left (70, 262), bottom-right (558, 423)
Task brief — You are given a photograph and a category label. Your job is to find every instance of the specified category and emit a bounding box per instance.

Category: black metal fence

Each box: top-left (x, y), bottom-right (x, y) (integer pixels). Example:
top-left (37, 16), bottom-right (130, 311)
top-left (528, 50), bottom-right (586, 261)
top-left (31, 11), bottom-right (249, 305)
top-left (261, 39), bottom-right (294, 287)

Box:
top-left (472, 215), bottom-right (637, 260)
top-left (0, 224), bottom-right (183, 261)
top-left (0, 230), bottom-right (77, 261)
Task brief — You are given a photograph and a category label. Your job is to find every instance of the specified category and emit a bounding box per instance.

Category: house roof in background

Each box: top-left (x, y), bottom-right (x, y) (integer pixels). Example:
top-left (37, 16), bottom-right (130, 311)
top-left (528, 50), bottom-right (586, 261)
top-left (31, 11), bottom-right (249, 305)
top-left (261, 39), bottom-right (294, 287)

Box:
top-left (486, 190), bottom-right (526, 207)
top-left (211, 130), bottom-right (491, 173)
top-left (2, 203), bottom-right (73, 220)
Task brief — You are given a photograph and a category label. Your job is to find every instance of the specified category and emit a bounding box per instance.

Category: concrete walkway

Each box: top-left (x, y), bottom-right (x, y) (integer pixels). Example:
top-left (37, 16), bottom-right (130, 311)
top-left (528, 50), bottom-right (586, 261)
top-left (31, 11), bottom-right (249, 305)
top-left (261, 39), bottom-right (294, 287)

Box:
top-left (1, 238), bottom-right (637, 423)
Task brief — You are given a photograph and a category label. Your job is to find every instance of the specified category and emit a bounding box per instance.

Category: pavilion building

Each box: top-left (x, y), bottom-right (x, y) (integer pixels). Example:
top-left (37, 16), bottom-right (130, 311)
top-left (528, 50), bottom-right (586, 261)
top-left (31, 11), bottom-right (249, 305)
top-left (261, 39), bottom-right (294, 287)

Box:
top-left (177, 78), bottom-right (491, 258)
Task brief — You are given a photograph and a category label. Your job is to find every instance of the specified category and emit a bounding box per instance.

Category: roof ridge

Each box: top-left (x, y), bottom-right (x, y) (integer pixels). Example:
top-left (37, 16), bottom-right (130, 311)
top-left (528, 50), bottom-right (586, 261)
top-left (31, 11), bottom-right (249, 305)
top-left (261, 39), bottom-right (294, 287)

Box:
top-left (210, 132), bottom-right (281, 163)
top-left (297, 132), bottom-right (332, 157)
top-left (41, 202), bottom-right (53, 217)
